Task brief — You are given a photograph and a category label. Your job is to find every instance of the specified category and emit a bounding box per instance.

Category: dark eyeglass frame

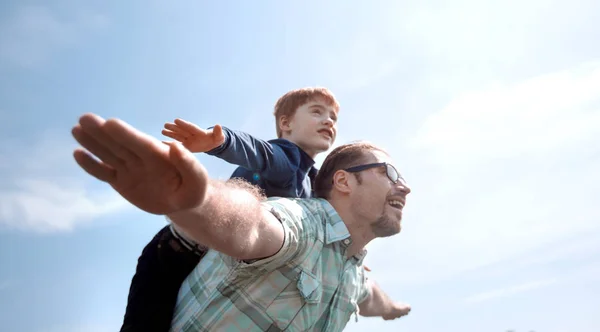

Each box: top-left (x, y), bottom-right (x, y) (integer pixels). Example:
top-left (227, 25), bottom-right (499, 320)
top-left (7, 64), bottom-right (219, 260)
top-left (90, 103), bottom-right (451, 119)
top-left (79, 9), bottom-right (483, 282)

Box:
top-left (344, 162), bottom-right (405, 184)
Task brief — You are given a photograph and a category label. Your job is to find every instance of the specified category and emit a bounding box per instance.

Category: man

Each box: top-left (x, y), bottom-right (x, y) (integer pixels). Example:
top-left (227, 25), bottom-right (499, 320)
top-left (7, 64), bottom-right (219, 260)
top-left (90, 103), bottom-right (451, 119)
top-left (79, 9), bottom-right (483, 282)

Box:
top-left (72, 113), bottom-right (411, 331)
top-left (121, 87), bottom-right (340, 331)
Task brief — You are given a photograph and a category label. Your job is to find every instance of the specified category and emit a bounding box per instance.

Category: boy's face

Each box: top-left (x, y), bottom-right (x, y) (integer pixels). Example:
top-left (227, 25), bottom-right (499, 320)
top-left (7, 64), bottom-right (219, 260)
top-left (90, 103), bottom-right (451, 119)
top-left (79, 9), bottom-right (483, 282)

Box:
top-left (281, 97), bottom-right (338, 158)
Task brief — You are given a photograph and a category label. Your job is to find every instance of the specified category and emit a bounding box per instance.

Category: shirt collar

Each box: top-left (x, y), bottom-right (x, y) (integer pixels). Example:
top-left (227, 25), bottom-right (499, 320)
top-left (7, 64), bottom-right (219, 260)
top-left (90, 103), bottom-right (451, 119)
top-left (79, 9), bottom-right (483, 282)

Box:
top-left (316, 199), bottom-right (368, 263)
top-left (316, 199), bottom-right (349, 244)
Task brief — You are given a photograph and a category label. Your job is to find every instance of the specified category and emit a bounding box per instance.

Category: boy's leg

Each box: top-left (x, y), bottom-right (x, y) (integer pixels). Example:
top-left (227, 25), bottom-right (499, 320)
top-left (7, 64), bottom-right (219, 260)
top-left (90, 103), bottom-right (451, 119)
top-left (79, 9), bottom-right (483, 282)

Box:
top-left (120, 226), bottom-right (206, 332)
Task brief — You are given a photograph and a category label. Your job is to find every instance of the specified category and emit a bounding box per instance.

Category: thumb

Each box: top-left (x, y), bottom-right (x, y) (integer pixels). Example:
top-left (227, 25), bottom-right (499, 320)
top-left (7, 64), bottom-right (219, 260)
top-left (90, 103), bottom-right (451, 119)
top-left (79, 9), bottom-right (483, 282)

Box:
top-left (167, 142), bottom-right (209, 192)
top-left (211, 124), bottom-right (225, 144)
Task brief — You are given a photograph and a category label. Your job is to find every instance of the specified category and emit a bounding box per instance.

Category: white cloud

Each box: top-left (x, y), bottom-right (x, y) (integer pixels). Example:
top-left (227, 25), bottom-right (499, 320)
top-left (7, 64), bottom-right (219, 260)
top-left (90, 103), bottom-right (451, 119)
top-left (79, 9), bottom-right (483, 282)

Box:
top-left (410, 61), bottom-right (600, 165)
top-left (0, 132), bottom-right (128, 233)
top-left (0, 5), bottom-right (109, 68)
top-left (0, 178), bottom-right (126, 233)
top-left (365, 61), bottom-right (600, 286)
top-left (402, 0), bottom-right (597, 63)
top-left (465, 278), bottom-right (558, 304)
top-left (561, 260), bottom-right (600, 284)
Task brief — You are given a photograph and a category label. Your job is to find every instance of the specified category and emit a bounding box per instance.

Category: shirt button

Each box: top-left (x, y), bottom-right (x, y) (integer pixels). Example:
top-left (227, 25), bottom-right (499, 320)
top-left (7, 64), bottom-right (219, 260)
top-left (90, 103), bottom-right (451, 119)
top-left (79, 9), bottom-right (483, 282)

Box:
top-left (343, 239), bottom-right (350, 245)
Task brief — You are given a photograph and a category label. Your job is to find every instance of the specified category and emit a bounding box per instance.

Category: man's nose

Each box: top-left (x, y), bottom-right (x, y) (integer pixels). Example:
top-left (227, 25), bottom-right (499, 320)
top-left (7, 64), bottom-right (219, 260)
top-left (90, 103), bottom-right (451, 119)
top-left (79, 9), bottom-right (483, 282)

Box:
top-left (322, 117), bottom-right (334, 127)
top-left (396, 181), bottom-right (411, 194)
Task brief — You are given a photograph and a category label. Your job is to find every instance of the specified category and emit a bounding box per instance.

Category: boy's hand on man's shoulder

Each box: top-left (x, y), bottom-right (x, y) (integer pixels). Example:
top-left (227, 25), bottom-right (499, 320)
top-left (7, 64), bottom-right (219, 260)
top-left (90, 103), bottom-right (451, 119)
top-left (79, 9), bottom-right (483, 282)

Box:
top-left (162, 119), bottom-right (225, 153)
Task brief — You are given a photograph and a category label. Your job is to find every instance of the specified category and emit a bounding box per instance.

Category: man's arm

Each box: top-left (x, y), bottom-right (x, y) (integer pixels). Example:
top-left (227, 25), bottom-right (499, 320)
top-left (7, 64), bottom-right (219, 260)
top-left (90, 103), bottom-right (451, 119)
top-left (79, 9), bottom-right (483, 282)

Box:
top-left (358, 280), bottom-right (411, 320)
top-left (72, 114), bottom-right (287, 262)
top-left (207, 127), bottom-right (299, 183)
top-left (168, 178), bottom-right (285, 260)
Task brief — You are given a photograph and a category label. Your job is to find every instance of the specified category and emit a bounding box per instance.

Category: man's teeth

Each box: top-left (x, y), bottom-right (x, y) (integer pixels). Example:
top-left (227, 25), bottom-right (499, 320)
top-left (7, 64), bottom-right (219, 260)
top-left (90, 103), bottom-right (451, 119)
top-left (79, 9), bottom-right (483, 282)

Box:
top-left (388, 200), bottom-right (404, 208)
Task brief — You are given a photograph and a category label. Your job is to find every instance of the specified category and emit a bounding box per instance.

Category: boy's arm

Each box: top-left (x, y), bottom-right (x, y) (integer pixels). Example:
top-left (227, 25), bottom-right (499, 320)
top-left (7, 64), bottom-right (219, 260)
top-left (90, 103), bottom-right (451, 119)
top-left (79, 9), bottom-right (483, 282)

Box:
top-left (206, 126), bottom-right (298, 183)
top-left (163, 119), bottom-right (297, 183)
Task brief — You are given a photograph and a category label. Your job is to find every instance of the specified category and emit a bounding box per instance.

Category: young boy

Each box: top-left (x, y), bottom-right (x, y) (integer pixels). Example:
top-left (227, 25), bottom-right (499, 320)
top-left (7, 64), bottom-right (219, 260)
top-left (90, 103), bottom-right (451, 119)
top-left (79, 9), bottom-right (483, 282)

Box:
top-left (120, 87), bottom-right (340, 332)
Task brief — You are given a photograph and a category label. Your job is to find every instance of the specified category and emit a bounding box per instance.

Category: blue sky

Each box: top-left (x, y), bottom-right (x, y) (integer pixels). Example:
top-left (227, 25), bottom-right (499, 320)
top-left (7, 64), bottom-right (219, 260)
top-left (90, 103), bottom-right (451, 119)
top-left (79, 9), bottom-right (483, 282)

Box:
top-left (0, 1), bottom-right (599, 331)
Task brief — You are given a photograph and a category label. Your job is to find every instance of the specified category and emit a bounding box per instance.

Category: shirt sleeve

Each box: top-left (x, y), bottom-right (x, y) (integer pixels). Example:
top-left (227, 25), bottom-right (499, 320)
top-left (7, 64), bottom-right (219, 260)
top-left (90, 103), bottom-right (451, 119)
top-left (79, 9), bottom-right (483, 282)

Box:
top-left (206, 127), bottom-right (300, 184)
top-left (357, 269), bottom-right (370, 304)
top-left (233, 198), bottom-right (316, 274)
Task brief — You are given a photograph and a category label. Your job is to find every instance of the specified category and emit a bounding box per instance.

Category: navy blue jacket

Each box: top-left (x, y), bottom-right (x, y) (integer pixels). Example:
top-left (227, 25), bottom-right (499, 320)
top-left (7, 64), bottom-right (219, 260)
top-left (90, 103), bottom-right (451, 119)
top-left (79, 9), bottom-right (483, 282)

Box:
top-left (206, 127), bottom-right (318, 198)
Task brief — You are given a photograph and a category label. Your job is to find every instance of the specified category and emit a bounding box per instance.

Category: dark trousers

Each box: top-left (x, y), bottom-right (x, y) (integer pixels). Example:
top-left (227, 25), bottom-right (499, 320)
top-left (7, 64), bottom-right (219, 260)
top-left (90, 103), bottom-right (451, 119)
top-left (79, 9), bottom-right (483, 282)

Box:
top-left (120, 226), bottom-right (205, 332)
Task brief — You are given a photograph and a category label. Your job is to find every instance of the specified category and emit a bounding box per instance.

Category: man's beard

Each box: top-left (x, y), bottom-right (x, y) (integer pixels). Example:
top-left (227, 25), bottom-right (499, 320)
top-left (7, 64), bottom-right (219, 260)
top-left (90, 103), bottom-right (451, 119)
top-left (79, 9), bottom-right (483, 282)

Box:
top-left (371, 211), bottom-right (401, 237)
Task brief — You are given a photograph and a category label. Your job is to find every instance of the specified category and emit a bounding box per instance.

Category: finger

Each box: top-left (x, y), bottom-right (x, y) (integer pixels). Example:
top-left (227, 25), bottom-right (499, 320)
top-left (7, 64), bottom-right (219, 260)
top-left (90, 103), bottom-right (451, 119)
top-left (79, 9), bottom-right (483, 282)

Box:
top-left (161, 129), bottom-right (187, 142)
top-left (173, 118), bottom-right (205, 135)
top-left (104, 118), bottom-right (167, 160)
top-left (79, 114), bottom-right (141, 165)
top-left (73, 149), bottom-right (117, 183)
top-left (164, 123), bottom-right (191, 137)
top-left (72, 125), bottom-right (124, 169)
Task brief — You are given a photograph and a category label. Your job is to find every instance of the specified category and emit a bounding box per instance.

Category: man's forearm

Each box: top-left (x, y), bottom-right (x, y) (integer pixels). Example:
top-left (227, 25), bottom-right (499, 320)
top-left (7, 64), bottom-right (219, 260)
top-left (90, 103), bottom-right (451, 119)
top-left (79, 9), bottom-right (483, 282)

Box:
top-left (167, 178), bottom-right (281, 260)
top-left (359, 280), bottom-right (394, 317)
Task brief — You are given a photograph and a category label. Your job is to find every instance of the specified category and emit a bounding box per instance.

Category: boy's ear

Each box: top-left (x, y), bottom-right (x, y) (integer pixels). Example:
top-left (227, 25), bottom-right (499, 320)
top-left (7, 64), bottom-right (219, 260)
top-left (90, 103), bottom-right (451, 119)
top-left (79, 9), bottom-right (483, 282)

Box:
top-left (279, 115), bottom-right (292, 133)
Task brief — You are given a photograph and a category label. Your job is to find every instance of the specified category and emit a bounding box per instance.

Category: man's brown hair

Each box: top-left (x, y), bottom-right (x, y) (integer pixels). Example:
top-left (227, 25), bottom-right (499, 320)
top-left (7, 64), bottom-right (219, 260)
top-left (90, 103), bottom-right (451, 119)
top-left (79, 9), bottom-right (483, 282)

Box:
top-left (273, 87), bottom-right (339, 137)
top-left (314, 141), bottom-right (388, 199)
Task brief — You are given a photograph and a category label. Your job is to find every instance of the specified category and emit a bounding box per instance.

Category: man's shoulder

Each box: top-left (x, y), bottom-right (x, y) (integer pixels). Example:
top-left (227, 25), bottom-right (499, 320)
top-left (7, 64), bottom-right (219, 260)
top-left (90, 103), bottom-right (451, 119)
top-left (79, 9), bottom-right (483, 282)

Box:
top-left (262, 198), bottom-right (325, 223)
top-left (263, 197), bottom-right (324, 209)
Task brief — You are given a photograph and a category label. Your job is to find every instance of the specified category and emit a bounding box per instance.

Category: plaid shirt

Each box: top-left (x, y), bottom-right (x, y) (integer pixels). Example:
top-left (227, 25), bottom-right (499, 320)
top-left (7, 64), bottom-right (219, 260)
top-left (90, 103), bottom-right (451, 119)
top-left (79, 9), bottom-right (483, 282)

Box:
top-left (170, 198), bottom-right (370, 332)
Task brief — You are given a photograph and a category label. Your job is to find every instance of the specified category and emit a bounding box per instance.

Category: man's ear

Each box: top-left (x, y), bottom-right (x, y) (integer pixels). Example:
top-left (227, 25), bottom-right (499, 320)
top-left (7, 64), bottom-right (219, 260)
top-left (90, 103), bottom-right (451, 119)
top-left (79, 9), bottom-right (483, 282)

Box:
top-left (332, 170), bottom-right (352, 195)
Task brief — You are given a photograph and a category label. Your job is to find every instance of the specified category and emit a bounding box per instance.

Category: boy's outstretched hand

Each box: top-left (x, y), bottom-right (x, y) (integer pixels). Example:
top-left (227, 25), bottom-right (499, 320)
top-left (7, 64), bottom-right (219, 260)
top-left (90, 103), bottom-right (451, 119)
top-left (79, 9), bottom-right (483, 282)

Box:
top-left (162, 119), bottom-right (225, 153)
top-left (72, 113), bottom-right (209, 215)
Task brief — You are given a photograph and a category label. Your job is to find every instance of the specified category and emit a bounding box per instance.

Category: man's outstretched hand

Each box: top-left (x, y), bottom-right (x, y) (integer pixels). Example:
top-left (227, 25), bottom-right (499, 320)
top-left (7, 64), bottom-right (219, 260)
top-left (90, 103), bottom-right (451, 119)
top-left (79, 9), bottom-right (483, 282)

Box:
top-left (162, 119), bottom-right (225, 153)
top-left (72, 113), bottom-right (209, 215)
top-left (382, 302), bottom-right (411, 320)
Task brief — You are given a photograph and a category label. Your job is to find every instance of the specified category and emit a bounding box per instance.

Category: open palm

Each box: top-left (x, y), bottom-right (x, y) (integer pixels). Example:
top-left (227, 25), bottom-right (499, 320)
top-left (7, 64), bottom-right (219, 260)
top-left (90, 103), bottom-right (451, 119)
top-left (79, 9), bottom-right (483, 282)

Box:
top-left (72, 114), bottom-right (208, 215)
top-left (162, 119), bottom-right (225, 153)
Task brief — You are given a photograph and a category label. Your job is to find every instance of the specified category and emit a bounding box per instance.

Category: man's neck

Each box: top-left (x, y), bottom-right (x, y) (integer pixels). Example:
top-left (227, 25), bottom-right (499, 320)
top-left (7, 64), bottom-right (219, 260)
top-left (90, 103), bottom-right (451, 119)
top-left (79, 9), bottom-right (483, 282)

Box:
top-left (327, 198), bottom-right (374, 257)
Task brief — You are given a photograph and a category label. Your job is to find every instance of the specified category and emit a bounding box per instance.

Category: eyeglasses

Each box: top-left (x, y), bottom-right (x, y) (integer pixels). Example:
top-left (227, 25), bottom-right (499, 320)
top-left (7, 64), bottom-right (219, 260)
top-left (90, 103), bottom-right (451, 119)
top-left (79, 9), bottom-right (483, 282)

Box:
top-left (344, 162), bottom-right (405, 185)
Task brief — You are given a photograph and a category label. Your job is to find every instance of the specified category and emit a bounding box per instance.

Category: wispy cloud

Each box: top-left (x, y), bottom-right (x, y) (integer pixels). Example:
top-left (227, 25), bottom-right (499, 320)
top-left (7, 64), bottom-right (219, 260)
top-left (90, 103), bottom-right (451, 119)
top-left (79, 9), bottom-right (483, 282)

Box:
top-left (410, 61), bottom-right (600, 165)
top-left (0, 131), bottom-right (128, 233)
top-left (366, 61), bottom-right (600, 286)
top-left (0, 5), bottom-right (109, 68)
top-left (0, 179), bottom-right (126, 233)
top-left (465, 278), bottom-right (558, 304)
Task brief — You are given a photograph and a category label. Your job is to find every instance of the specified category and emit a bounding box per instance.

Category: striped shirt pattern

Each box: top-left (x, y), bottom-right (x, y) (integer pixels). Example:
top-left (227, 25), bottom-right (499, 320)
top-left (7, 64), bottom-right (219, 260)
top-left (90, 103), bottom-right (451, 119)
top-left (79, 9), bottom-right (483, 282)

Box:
top-left (170, 198), bottom-right (369, 332)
